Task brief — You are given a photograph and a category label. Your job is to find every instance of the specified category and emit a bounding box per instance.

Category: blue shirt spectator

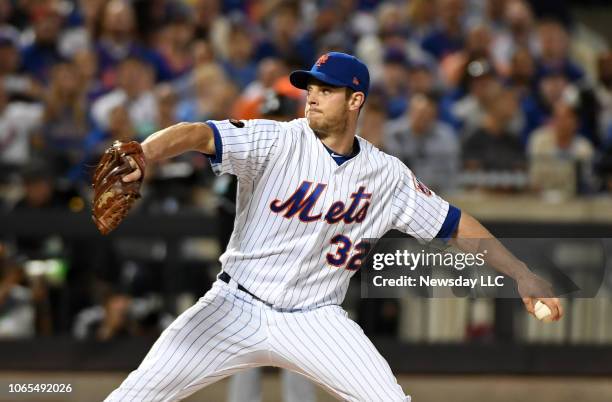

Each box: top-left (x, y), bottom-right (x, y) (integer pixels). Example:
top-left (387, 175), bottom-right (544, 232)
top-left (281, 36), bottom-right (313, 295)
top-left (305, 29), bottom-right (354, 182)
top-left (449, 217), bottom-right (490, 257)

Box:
top-left (421, 27), bottom-right (464, 60)
top-left (20, 6), bottom-right (64, 83)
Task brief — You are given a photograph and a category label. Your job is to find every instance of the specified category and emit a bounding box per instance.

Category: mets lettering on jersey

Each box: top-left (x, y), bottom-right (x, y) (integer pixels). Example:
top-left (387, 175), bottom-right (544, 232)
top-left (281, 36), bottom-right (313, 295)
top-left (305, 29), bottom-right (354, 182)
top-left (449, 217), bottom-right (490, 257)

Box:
top-left (269, 181), bottom-right (371, 224)
top-left (204, 118), bottom-right (449, 310)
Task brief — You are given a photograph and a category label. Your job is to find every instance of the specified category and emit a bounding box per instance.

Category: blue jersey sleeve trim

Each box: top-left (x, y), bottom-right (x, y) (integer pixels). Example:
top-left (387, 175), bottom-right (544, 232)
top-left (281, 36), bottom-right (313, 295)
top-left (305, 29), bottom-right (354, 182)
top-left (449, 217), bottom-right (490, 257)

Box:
top-left (204, 121), bottom-right (223, 164)
top-left (436, 204), bottom-right (461, 242)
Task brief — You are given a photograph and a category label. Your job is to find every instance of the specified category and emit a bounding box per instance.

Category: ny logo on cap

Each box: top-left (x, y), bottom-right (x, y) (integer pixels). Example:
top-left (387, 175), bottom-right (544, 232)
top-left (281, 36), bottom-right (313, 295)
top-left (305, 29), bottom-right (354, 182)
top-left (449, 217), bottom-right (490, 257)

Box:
top-left (315, 54), bottom-right (330, 67)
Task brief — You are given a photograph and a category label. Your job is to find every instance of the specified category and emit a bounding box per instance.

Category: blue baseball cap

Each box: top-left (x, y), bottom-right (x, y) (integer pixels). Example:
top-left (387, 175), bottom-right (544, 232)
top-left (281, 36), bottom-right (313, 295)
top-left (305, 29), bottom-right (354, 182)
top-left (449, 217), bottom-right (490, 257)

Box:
top-left (289, 52), bottom-right (370, 97)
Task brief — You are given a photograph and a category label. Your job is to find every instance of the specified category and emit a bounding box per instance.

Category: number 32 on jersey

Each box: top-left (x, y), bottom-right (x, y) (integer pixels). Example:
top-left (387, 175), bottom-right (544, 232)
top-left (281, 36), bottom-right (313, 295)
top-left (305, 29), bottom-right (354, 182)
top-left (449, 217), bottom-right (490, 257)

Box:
top-left (326, 235), bottom-right (371, 271)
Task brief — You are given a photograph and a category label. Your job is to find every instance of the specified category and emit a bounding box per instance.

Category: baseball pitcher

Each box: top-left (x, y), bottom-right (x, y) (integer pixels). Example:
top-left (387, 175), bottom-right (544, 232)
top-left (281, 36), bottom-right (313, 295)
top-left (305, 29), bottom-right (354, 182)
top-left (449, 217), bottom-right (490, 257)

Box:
top-left (95, 52), bottom-right (563, 402)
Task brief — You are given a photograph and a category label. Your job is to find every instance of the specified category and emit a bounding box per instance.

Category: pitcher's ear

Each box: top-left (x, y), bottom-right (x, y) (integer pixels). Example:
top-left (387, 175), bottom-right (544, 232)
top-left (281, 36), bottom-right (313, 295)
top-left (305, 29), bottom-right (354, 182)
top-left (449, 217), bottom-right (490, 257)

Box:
top-left (349, 92), bottom-right (365, 111)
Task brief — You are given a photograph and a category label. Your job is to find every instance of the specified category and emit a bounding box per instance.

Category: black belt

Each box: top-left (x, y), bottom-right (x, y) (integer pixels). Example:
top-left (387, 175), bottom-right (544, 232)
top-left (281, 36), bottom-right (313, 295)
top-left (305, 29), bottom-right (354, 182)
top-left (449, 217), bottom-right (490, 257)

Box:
top-left (219, 271), bottom-right (267, 304)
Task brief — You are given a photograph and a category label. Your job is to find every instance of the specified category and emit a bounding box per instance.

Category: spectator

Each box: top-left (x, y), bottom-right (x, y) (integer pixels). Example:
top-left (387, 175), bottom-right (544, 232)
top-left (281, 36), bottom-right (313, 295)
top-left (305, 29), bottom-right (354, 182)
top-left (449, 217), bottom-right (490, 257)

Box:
top-left (528, 101), bottom-right (595, 193)
top-left (0, 259), bottom-right (35, 338)
top-left (407, 60), bottom-right (439, 98)
top-left (176, 63), bottom-right (236, 122)
top-left (355, 3), bottom-right (396, 82)
top-left (171, 39), bottom-right (216, 101)
top-left (221, 23), bottom-right (258, 90)
top-left (0, 82), bottom-right (44, 168)
top-left (13, 162), bottom-right (70, 211)
top-left (385, 93), bottom-right (459, 192)
top-left (41, 62), bottom-right (89, 174)
top-left (154, 7), bottom-right (196, 81)
top-left (463, 86), bottom-right (525, 171)
top-left (72, 47), bottom-right (105, 101)
top-left (193, 0), bottom-right (229, 48)
top-left (97, 293), bottom-right (132, 340)
top-left (380, 49), bottom-right (410, 119)
top-left (91, 57), bottom-right (158, 139)
top-left (356, 2), bottom-right (433, 84)
top-left (358, 92), bottom-right (386, 149)
top-left (12, 162), bottom-right (78, 266)
top-left (231, 57), bottom-right (288, 119)
top-left (191, 39), bottom-right (215, 68)
top-left (491, 0), bottom-right (537, 75)
top-left (521, 66), bottom-right (570, 143)
top-left (155, 84), bottom-right (179, 131)
top-left (404, 0), bottom-right (436, 42)
top-left (534, 19), bottom-right (584, 84)
top-left (442, 59), bottom-right (501, 135)
top-left (73, 291), bottom-right (141, 341)
top-left (293, 2), bottom-right (352, 67)
top-left (81, 104), bottom-right (138, 179)
top-left (421, 0), bottom-right (466, 60)
top-left (440, 23), bottom-right (494, 88)
top-left (461, 58), bottom-right (528, 138)
top-left (254, 2), bottom-right (303, 64)
top-left (507, 47), bottom-right (536, 97)
top-left (62, 0), bottom-right (107, 51)
top-left (96, 0), bottom-right (139, 84)
top-left (0, 27), bottom-right (42, 101)
top-left (20, 2), bottom-right (64, 83)
top-left (484, 0), bottom-right (509, 33)
top-left (376, 2), bottom-right (410, 49)
top-left (95, 0), bottom-right (167, 88)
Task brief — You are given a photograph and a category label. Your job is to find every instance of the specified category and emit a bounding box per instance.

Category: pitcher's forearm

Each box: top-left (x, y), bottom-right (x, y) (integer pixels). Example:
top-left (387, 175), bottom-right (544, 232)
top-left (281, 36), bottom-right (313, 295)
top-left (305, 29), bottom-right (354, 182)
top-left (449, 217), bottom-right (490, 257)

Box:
top-left (449, 212), bottom-right (532, 281)
top-left (141, 122), bottom-right (215, 162)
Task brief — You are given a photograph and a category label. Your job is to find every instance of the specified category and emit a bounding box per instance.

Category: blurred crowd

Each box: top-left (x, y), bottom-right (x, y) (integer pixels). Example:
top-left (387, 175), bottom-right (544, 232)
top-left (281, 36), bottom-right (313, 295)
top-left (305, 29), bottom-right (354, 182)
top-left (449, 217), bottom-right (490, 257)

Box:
top-left (1, 0), bottom-right (612, 203)
top-left (1, 0), bottom-right (612, 339)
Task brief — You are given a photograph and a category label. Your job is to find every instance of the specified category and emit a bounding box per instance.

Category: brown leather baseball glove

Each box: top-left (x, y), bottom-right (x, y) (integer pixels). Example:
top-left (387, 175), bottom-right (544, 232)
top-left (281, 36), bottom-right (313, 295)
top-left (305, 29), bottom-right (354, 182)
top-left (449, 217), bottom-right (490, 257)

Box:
top-left (92, 141), bottom-right (146, 235)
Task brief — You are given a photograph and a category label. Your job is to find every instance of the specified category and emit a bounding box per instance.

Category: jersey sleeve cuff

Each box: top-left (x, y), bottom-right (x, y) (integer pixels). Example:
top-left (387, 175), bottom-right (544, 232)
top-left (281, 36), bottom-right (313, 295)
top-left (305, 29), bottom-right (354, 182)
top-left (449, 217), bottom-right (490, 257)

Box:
top-left (204, 121), bottom-right (223, 172)
top-left (435, 204), bottom-right (461, 242)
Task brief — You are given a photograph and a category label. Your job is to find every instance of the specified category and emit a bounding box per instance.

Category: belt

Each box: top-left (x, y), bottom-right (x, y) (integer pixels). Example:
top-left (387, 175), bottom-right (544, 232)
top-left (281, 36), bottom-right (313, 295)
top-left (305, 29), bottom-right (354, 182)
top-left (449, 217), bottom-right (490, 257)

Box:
top-left (219, 271), bottom-right (267, 304)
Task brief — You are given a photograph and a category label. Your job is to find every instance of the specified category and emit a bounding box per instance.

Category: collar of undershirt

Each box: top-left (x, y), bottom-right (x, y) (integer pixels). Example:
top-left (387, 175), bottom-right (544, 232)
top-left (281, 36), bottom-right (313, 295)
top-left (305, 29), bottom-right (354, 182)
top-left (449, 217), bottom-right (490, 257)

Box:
top-left (321, 138), bottom-right (361, 166)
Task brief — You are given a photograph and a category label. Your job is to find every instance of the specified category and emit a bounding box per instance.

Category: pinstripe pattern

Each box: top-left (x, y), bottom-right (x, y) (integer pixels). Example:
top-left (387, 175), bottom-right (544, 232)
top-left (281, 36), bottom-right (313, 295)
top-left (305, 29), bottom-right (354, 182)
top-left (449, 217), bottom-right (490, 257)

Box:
top-left (268, 306), bottom-right (408, 401)
top-left (106, 281), bottom-right (410, 402)
top-left (209, 118), bottom-right (448, 310)
top-left (105, 117), bottom-right (449, 401)
top-left (105, 282), bottom-right (269, 402)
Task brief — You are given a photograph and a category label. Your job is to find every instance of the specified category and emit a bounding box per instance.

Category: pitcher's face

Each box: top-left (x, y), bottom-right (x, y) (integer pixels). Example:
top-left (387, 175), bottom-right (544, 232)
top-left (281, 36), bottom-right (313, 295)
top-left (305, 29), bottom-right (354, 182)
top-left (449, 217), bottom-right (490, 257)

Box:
top-left (305, 81), bottom-right (350, 136)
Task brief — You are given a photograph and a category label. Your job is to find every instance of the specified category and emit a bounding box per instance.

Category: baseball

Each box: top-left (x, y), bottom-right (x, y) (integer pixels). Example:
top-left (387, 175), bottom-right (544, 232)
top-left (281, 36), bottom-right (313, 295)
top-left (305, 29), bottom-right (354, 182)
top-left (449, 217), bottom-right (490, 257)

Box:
top-left (534, 300), bottom-right (553, 321)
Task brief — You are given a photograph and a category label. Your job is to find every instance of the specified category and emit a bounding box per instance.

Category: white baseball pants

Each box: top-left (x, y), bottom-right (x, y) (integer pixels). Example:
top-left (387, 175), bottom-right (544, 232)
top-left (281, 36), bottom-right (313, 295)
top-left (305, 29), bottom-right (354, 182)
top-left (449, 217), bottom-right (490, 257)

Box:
top-left (105, 279), bottom-right (411, 402)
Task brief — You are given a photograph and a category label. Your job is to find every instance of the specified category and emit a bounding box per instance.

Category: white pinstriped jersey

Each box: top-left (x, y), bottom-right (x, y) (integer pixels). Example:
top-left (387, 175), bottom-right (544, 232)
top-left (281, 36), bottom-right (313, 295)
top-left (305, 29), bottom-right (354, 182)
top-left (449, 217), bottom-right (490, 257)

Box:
top-left (207, 118), bottom-right (449, 310)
